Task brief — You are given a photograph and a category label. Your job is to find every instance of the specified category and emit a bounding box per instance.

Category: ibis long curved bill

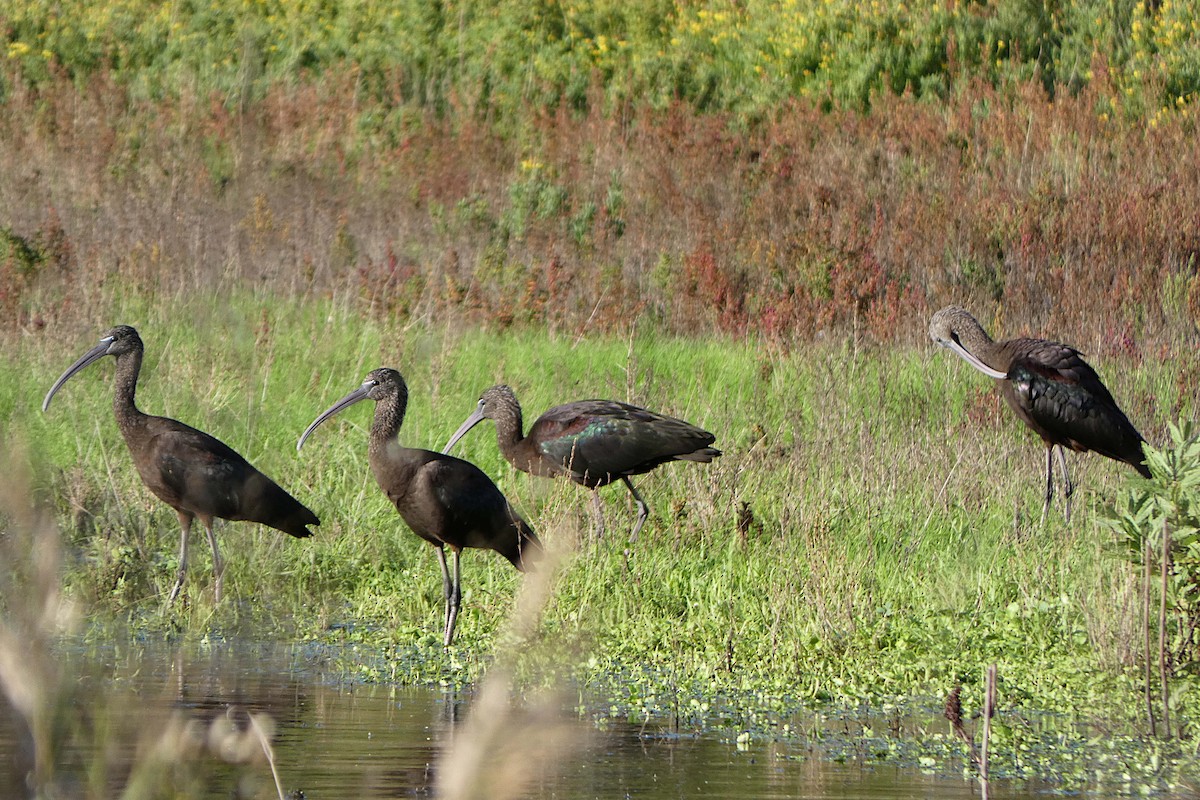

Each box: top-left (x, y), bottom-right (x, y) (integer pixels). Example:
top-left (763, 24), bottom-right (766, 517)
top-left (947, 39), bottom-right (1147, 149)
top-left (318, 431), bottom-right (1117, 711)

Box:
top-left (42, 334), bottom-right (117, 411)
top-left (929, 329), bottom-right (1008, 379)
top-left (441, 401), bottom-right (486, 454)
top-left (297, 380), bottom-right (375, 451)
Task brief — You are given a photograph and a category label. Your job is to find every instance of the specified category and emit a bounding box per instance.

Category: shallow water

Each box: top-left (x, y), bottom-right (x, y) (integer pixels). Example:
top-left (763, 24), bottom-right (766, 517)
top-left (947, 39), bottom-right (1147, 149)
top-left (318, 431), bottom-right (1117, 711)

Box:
top-left (0, 640), bottom-right (1065, 799)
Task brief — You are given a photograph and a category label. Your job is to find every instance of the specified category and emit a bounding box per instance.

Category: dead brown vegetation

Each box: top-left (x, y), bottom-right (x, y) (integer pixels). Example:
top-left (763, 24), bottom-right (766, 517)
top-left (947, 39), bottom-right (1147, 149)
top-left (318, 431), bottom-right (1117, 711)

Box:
top-left (1, 65), bottom-right (1197, 354)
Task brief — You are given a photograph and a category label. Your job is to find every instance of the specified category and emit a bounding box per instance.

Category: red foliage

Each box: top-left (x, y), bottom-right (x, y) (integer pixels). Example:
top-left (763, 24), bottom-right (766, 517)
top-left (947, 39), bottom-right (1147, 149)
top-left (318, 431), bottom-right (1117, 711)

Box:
top-left (1, 66), bottom-right (1198, 352)
top-left (681, 246), bottom-right (747, 335)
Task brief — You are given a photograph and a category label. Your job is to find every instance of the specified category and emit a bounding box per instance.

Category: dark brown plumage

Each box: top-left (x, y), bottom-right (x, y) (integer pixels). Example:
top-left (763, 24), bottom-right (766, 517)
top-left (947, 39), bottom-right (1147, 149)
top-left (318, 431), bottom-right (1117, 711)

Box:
top-left (297, 368), bottom-right (540, 647)
top-left (443, 385), bottom-right (721, 541)
top-left (42, 325), bottom-right (318, 603)
top-left (929, 306), bottom-right (1150, 522)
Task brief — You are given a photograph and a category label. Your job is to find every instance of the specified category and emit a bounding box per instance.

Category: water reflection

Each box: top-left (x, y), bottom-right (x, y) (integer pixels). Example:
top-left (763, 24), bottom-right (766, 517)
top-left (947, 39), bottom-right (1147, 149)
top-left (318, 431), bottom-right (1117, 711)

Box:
top-left (0, 640), bottom-right (1055, 799)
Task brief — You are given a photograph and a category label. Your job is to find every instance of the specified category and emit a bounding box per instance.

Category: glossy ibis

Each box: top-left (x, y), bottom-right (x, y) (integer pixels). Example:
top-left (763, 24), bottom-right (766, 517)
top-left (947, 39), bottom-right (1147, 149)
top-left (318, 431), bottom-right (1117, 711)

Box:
top-left (929, 306), bottom-right (1150, 522)
top-left (443, 385), bottom-right (721, 541)
top-left (297, 368), bottom-right (540, 647)
top-left (42, 325), bottom-right (318, 603)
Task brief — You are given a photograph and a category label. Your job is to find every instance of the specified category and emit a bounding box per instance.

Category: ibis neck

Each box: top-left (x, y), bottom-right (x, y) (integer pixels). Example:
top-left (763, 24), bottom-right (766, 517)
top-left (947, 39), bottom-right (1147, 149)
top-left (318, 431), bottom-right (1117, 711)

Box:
top-left (491, 403), bottom-right (526, 457)
top-left (958, 317), bottom-right (1010, 373)
top-left (369, 392), bottom-right (406, 455)
top-left (112, 350), bottom-right (146, 433)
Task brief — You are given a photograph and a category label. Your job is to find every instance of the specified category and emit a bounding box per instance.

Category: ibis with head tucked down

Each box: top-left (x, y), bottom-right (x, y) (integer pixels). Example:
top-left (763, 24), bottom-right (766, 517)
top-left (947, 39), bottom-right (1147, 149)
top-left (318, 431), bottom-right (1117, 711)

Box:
top-left (928, 306), bottom-right (1150, 522)
top-left (42, 325), bottom-right (318, 603)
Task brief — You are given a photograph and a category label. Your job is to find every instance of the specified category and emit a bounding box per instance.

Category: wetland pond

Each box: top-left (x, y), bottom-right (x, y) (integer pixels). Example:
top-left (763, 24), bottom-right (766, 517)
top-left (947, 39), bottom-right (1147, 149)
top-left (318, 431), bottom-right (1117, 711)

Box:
top-left (0, 639), bottom-right (1101, 798)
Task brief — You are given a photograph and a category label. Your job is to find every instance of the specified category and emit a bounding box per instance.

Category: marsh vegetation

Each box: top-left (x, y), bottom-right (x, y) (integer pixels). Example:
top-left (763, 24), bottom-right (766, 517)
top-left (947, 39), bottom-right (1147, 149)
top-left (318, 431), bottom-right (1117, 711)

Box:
top-left (3, 0), bottom-right (1200, 794)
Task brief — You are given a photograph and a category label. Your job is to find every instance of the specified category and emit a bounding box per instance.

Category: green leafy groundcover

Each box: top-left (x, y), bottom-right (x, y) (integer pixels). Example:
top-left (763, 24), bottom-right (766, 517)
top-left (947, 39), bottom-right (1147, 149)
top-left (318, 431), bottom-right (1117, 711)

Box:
top-left (302, 600), bottom-right (1189, 793)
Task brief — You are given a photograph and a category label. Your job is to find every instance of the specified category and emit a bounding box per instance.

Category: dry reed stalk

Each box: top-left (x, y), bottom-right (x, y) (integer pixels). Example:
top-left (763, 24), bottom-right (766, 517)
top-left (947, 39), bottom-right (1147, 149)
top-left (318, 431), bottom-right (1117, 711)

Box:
top-left (0, 444), bottom-right (77, 796)
top-left (1160, 521), bottom-right (1171, 739)
top-left (435, 524), bottom-right (587, 800)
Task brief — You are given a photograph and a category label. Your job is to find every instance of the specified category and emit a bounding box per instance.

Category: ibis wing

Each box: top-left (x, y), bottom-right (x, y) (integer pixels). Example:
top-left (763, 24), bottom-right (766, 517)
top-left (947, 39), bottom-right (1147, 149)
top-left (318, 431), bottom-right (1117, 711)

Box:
top-left (141, 417), bottom-right (317, 534)
top-left (533, 400), bottom-right (715, 483)
top-left (429, 457), bottom-right (516, 526)
top-left (1008, 350), bottom-right (1146, 467)
top-left (1011, 339), bottom-right (1122, 402)
top-left (137, 419), bottom-right (252, 517)
top-left (404, 452), bottom-right (539, 568)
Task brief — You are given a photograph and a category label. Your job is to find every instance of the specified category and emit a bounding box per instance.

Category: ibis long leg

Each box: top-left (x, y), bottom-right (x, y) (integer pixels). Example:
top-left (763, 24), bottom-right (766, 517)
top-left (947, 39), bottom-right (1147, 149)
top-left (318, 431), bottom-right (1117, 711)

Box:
top-left (1040, 446), bottom-right (1055, 527)
top-left (1055, 445), bottom-right (1074, 523)
top-left (590, 491), bottom-right (607, 539)
top-left (167, 512), bottom-right (193, 605)
top-left (436, 546), bottom-right (452, 640)
top-left (444, 549), bottom-right (463, 647)
top-left (201, 515), bottom-right (224, 603)
top-left (622, 476), bottom-right (650, 543)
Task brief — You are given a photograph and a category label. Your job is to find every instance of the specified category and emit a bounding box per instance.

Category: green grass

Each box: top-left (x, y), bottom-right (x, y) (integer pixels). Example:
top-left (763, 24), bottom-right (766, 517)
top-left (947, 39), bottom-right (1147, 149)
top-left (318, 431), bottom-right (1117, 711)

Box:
top-left (3, 288), bottom-right (1197, 790)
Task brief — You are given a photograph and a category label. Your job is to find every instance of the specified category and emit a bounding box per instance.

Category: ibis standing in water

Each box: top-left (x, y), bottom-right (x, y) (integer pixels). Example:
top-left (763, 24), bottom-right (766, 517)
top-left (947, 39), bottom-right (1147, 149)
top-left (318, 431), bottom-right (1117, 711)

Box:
top-left (443, 385), bottom-right (721, 541)
top-left (928, 306), bottom-right (1150, 522)
top-left (297, 368), bottom-right (540, 647)
top-left (42, 325), bottom-right (319, 603)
